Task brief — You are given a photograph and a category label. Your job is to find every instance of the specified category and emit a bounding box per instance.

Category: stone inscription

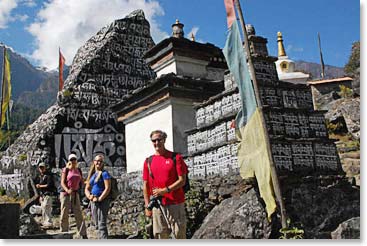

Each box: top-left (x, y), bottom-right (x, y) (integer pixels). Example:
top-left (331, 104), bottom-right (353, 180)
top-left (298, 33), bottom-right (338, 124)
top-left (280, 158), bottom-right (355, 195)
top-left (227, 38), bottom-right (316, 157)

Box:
top-left (60, 107), bottom-right (117, 124)
top-left (253, 60), bottom-right (278, 85)
top-left (265, 110), bottom-right (328, 139)
top-left (260, 86), bottom-right (313, 110)
top-left (189, 143), bottom-right (238, 178)
top-left (313, 142), bottom-right (339, 171)
top-left (271, 141), bottom-right (341, 173)
top-left (0, 169), bottom-right (23, 192)
top-left (54, 123), bottom-right (125, 168)
top-left (60, 14), bottom-right (156, 110)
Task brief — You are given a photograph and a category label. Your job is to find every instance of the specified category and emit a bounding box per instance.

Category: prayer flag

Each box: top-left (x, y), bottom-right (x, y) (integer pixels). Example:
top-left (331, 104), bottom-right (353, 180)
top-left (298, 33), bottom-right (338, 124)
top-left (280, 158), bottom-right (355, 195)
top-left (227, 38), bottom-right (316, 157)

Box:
top-left (222, 0), bottom-right (276, 221)
top-left (59, 48), bottom-right (65, 91)
top-left (1, 48), bottom-right (11, 128)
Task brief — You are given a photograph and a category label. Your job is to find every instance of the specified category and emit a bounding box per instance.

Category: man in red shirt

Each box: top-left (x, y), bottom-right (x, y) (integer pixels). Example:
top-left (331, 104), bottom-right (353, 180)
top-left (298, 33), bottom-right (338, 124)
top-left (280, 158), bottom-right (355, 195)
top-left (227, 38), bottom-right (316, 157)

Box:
top-left (143, 130), bottom-right (188, 239)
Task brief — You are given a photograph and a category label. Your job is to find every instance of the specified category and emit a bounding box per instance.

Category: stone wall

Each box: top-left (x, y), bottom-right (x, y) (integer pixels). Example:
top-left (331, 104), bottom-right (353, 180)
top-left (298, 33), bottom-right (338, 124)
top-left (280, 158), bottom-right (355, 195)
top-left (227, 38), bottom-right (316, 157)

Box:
top-left (107, 171), bottom-right (245, 239)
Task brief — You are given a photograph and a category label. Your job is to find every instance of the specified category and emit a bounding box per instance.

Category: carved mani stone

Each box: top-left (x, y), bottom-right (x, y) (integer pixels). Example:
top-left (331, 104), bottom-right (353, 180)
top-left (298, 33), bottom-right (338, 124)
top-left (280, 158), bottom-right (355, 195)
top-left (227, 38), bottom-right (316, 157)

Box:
top-left (0, 10), bottom-right (156, 196)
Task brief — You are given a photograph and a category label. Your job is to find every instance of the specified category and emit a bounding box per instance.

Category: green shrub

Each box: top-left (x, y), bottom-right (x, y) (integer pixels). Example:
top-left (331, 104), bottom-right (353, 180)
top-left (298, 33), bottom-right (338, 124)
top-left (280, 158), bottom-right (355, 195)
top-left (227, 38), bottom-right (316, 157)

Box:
top-left (0, 187), bottom-right (6, 196)
top-left (279, 219), bottom-right (304, 239)
top-left (338, 85), bottom-right (353, 98)
top-left (137, 213), bottom-right (151, 239)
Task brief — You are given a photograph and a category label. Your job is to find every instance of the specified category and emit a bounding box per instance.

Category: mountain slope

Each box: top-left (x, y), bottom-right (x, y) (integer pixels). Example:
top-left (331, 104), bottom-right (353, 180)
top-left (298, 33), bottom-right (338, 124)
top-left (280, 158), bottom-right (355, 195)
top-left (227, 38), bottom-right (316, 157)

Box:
top-left (295, 60), bottom-right (345, 80)
top-left (0, 44), bottom-right (48, 99)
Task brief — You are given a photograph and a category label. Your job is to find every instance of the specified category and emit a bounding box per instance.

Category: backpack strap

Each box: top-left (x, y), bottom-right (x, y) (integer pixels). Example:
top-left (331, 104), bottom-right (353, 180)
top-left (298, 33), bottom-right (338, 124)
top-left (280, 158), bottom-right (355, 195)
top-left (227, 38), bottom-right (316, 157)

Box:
top-left (146, 153), bottom-right (177, 179)
top-left (64, 167), bottom-right (69, 189)
top-left (77, 167), bottom-right (82, 176)
top-left (172, 152), bottom-right (177, 167)
top-left (64, 167), bottom-right (83, 189)
top-left (77, 167), bottom-right (83, 187)
top-left (146, 155), bottom-right (154, 179)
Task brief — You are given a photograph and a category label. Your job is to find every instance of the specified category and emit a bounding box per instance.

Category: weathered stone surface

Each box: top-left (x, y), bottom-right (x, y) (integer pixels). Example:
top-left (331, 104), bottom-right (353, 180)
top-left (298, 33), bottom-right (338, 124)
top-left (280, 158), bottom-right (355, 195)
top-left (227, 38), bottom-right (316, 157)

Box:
top-left (315, 90), bottom-right (341, 110)
top-left (104, 172), bottom-right (359, 239)
top-left (192, 188), bottom-right (272, 239)
top-left (283, 176), bottom-right (360, 238)
top-left (331, 217), bottom-right (360, 239)
top-left (325, 98), bottom-right (360, 140)
top-left (19, 213), bottom-right (45, 237)
top-left (351, 68), bottom-right (360, 96)
top-left (0, 9), bottom-right (155, 198)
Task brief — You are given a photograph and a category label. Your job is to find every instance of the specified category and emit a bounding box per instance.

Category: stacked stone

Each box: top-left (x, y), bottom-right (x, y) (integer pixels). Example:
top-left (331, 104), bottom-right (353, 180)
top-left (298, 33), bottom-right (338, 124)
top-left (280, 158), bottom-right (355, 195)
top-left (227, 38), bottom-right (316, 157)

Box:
top-left (106, 173), bottom-right (246, 238)
top-left (247, 25), bottom-right (342, 176)
top-left (185, 72), bottom-right (240, 178)
top-left (108, 190), bottom-right (145, 238)
top-left (185, 25), bottom-right (342, 179)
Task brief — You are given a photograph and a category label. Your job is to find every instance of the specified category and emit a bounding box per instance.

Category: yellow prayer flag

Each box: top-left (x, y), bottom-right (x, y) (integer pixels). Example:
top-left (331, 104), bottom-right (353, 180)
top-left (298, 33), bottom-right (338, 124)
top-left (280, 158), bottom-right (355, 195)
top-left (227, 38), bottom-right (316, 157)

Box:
top-left (236, 108), bottom-right (277, 221)
top-left (1, 48), bottom-right (11, 128)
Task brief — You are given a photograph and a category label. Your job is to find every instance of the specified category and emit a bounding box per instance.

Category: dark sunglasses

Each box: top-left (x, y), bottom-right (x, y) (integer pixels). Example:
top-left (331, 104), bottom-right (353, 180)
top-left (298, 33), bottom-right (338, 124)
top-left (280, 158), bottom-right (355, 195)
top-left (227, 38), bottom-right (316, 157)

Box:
top-left (70, 158), bottom-right (77, 161)
top-left (151, 138), bottom-right (162, 143)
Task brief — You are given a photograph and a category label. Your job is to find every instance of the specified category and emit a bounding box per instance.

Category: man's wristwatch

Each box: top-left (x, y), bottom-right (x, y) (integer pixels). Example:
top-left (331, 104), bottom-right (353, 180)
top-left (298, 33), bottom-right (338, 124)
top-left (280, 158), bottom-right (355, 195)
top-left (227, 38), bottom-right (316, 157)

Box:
top-left (166, 186), bottom-right (171, 193)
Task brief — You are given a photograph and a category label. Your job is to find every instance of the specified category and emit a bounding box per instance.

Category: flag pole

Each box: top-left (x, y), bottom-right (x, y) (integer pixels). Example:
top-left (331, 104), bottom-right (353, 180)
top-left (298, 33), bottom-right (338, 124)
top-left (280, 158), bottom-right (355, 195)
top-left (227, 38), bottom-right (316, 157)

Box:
top-left (318, 33), bottom-right (325, 79)
top-left (233, 0), bottom-right (288, 228)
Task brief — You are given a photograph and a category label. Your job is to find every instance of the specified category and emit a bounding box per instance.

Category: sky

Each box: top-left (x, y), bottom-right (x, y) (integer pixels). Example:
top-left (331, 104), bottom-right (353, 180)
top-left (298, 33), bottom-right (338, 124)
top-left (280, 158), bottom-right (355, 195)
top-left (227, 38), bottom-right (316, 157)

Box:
top-left (0, 0), bottom-right (361, 70)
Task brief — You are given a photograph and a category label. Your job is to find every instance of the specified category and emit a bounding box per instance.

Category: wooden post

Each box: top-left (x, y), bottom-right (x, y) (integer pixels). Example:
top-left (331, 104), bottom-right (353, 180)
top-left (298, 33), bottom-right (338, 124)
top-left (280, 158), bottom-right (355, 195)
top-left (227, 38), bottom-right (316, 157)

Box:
top-left (234, 0), bottom-right (288, 228)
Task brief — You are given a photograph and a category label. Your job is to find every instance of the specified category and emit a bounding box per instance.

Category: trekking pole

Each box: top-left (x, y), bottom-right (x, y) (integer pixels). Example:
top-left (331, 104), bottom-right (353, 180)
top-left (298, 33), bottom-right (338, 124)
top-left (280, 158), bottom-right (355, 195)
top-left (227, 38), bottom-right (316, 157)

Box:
top-left (156, 199), bottom-right (176, 239)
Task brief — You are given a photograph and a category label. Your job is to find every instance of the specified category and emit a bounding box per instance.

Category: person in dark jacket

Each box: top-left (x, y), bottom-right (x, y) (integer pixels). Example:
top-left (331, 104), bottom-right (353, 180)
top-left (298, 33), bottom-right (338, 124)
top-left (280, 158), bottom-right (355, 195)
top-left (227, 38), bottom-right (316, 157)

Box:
top-left (34, 162), bottom-right (54, 227)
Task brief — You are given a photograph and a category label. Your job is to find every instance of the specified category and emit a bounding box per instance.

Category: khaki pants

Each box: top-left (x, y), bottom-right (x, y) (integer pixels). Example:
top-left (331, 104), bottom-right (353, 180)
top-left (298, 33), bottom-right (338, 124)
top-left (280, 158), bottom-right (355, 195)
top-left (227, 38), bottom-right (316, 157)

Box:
top-left (59, 192), bottom-right (86, 236)
top-left (40, 195), bottom-right (53, 226)
top-left (152, 203), bottom-right (186, 239)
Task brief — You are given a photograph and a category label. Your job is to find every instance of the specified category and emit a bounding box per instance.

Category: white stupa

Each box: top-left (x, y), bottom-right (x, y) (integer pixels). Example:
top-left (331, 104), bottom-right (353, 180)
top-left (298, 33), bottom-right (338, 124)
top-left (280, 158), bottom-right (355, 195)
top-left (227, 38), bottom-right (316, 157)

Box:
top-left (275, 32), bottom-right (310, 84)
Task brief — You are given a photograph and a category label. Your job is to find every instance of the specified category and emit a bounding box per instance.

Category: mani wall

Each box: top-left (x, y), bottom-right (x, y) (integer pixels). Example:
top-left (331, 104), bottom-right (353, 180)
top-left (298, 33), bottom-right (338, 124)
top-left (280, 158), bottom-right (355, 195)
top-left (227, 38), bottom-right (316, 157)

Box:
top-left (0, 10), bottom-right (155, 197)
top-left (184, 26), bottom-right (342, 178)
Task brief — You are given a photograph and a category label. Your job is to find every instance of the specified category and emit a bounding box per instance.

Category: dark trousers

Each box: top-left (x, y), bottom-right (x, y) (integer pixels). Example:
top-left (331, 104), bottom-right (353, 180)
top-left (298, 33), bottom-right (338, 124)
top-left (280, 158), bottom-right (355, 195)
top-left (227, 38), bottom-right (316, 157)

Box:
top-left (91, 199), bottom-right (110, 239)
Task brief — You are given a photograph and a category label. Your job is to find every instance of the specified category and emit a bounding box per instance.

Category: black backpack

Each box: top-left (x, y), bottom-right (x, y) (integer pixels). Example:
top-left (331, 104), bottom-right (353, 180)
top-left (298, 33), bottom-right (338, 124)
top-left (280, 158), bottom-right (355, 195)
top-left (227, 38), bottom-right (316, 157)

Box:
top-left (106, 174), bottom-right (119, 201)
top-left (92, 170), bottom-right (119, 201)
top-left (146, 152), bottom-right (190, 193)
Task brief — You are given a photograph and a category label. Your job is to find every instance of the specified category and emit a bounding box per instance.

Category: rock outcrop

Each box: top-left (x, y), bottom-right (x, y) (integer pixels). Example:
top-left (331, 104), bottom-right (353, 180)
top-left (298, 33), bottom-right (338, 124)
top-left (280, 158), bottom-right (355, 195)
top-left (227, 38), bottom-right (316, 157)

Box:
top-left (282, 176), bottom-right (360, 238)
top-left (325, 98), bottom-right (360, 140)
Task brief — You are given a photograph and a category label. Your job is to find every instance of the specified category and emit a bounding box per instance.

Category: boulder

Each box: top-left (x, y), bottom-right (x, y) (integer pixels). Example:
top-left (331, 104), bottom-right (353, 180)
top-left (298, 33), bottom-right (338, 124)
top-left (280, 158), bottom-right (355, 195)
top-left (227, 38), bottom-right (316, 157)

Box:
top-left (283, 176), bottom-right (360, 238)
top-left (19, 213), bottom-right (45, 237)
top-left (331, 217), bottom-right (360, 239)
top-left (192, 188), bottom-right (272, 239)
